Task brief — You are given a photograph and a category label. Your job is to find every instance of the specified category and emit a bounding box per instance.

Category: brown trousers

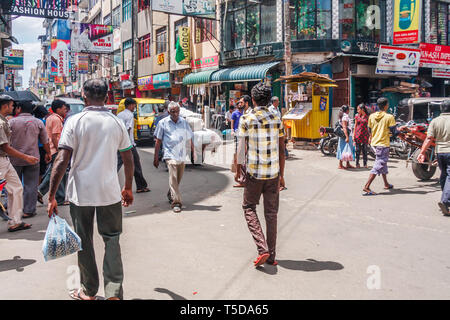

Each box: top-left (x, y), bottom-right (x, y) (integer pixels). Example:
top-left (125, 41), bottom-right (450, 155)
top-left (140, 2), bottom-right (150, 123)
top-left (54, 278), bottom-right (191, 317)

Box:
top-left (242, 173), bottom-right (280, 260)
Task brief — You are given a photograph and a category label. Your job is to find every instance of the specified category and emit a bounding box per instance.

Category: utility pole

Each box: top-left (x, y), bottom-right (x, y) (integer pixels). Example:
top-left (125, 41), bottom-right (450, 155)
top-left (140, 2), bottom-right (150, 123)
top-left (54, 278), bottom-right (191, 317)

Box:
top-left (283, 0), bottom-right (292, 138)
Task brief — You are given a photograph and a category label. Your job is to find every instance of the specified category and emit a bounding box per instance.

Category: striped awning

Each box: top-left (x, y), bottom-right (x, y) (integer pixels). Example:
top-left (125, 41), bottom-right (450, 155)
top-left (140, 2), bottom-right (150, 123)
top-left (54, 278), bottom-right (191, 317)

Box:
top-left (182, 70), bottom-right (217, 85)
top-left (210, 61), bottom-right (280, 83)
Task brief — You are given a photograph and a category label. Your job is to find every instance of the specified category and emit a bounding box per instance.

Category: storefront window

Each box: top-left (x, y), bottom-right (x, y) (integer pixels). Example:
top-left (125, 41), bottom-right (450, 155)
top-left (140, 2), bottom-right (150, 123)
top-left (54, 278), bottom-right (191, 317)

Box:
top-left (430, 2), bottom-right (448, 45)
top-left (222, 0), bottom-right (277, 51)
top-left (340, 0), bottom-right (386, 42)
top-left (290, 0), bottom-right (332, 40)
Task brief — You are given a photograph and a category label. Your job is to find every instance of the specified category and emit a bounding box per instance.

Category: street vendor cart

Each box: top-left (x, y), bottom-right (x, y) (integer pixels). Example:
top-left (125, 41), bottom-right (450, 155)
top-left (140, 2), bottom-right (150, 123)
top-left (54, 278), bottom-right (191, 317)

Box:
top-left (276, 72), bottom-right (337, 141)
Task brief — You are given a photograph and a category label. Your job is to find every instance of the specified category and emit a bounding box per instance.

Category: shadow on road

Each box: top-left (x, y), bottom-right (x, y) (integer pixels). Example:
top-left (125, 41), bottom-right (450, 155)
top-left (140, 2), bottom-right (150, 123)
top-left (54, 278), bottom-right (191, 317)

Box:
top-left (276, 258), bottom-right (344, 272)
top-left (182, 204), bottom-right (222, 212)
top-left (0, 256), bottom-right (36, 272)
top-left (132, 288), bottom-right (187, 300)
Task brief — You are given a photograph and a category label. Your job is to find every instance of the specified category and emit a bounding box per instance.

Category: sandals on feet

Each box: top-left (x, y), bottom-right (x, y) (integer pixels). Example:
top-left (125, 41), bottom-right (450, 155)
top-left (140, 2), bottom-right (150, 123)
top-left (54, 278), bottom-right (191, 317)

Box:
top-left (362, 191), bottom-right (377, 196)
top-left (136, 188), bottom-right (151, 193)
top-left (8, 222), bottom-right (32, 232)
top-left (384, 184), bottom-right (394, 190)
top-left (254, 253), bottom-right (270, 267)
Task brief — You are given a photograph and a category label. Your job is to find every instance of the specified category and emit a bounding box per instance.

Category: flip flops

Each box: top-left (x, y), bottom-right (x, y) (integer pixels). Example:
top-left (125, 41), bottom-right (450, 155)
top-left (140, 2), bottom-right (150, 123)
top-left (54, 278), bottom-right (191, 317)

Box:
top-left (8, 222), bottom-right (32, 232)
top-left (362, 191), bottom-right (377, 196)
top-left (136, 188), bottom-right (151, 193)
top-left (384, 184), bottom-right (394, 190)
top-left (69, 288), bottom-right (96, 300)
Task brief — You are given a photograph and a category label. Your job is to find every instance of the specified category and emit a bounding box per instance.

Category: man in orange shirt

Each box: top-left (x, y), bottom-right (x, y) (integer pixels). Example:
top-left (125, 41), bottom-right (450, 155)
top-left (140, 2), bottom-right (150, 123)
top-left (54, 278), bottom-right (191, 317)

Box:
top-left (38, 100), bottom-right (68, 205)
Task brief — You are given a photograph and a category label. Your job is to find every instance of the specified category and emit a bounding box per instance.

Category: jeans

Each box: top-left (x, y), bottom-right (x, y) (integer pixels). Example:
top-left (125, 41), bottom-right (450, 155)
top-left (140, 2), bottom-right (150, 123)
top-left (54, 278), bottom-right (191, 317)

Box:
top-left (38, 153), bottom-right (67, 204)
top-left (13, 164), bottom-right (40, 214)
top-left (437, 153), bottom-right (450, 207)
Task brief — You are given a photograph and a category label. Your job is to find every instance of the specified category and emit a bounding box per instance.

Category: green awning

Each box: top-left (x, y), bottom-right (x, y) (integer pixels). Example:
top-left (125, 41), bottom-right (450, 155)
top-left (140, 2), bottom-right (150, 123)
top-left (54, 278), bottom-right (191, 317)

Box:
top-left (210, 61), bottom-right (280, 82)
top-left (183, 70), bottom-right (216, 85)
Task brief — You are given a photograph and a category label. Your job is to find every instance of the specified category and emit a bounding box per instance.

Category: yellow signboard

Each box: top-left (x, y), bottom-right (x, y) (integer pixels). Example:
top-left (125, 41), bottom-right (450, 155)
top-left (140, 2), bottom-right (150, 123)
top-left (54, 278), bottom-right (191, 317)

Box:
top-left (179, 27), bottom-right (190, 65)
top-left (393, 0), bottom-right (421, 44)
top-left (157, 53), bottom-right (165, 65)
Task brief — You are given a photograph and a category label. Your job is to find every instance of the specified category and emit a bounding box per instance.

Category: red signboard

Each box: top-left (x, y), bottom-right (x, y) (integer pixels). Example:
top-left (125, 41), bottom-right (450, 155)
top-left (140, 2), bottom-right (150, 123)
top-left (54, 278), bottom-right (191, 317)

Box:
top-left (419, 43), bottom-right (450, 69)
top-left (191, 55), bottom-right (219, 71)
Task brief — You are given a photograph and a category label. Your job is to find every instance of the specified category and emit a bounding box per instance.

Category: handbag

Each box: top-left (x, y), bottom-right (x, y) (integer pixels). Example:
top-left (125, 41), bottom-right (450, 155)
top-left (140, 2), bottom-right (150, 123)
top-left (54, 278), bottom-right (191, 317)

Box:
top-left (334, 121), bottom-right (346, 139)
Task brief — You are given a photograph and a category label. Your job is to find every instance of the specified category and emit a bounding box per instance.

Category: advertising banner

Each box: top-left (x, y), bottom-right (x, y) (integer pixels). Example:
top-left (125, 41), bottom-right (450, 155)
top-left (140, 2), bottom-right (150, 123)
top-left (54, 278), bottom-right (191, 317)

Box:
top-left (376, 45), bottom-right (421, 76)
top-left (77, 53), bottom-right (89, 74)
top-left (71, 23), bottom-right (114, 54)
top-left (51, 39), bottom-right (70, 77)
top-left (393, 0), bottom-right (421, 44)
top-left (5, 0), bottom-right (77, 19)
top-left (178, 27), bottom-right (190, 65)
top-left (432, 69), bottom-right (450, 78)
top-left (419, 43), bottom-right (450, 70)
top-left (152, 0), bottom-right (216, 20)
top-left (3, 49), bottom-right (24, 70)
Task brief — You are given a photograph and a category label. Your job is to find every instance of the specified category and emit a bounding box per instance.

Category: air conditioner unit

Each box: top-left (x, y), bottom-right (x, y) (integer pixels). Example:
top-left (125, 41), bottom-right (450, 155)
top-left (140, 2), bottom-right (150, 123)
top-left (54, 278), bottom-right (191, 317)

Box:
top-left (124, 59), bottom-right (131, 71)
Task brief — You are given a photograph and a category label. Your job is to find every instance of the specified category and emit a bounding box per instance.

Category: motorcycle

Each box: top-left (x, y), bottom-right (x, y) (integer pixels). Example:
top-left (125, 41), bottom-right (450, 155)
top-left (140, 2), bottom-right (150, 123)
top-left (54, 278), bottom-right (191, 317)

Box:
top-left (318, 126), bottom-right (338, 156)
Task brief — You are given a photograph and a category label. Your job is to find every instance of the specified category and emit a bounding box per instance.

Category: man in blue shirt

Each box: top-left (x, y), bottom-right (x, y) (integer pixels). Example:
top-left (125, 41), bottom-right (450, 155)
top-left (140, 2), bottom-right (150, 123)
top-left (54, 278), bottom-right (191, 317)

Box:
top-left (153, 102), bottom-right (194, 213)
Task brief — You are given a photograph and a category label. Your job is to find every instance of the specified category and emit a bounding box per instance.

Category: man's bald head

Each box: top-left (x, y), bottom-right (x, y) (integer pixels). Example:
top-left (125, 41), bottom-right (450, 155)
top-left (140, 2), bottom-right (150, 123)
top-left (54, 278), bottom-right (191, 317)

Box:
top-left (83, 79), bottom-right (108, 106)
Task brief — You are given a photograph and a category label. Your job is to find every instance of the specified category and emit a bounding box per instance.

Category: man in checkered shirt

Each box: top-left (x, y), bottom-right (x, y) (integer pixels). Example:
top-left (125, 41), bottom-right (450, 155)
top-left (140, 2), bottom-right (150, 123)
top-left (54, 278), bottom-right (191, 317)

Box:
top-left (236, 82), bottom-right (286, 268)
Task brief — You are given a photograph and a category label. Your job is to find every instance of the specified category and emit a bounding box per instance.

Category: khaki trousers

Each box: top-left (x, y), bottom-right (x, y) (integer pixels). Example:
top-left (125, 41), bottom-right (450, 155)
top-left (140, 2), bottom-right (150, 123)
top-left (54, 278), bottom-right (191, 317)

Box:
top-left (167, 160), bottom-right (185, 207)
top-left (0, 157), bottom-right (23, 226)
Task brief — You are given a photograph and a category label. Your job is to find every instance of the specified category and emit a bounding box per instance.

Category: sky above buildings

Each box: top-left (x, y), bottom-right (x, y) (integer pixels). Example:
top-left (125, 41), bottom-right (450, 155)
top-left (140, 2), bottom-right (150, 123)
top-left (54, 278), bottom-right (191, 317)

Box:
top-left (11, 17), bottom-right (45, 90)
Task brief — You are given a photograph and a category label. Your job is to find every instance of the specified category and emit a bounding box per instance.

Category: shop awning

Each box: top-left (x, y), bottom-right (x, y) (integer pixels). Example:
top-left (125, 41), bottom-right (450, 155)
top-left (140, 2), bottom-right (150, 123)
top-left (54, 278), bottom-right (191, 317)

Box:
top-left (182, 70), bottom-right (216, 85)
top-left (210, 61), bottom-right (280, 83)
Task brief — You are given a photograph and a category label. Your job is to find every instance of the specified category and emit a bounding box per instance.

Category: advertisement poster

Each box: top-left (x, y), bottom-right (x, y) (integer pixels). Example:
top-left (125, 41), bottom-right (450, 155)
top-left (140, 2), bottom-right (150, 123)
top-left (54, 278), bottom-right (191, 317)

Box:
top-left (77, 53), bottom-right (89, 74)
top-left (3, 49), bottom-right (24, 70)
top-left (5, 0), bottom-right (77, 19)
top-left (178, 27), bottom-right (190, 65)
top-left (376, 45), bottom-right (421, 76)
top-left (393, 0), bottom-right (421, 44)
top-left (152, 0), bottom-right (216, 19)
top-left (419, 43), bottom-right (450, 70)
top-left (71, 23), bottom-right (114, 54)
top-left (191, 55), bottom-right (219, 71)
top-left (319, 97), bottom-right (327, 111)
top-left (51, 39), bottom-right (70, 77)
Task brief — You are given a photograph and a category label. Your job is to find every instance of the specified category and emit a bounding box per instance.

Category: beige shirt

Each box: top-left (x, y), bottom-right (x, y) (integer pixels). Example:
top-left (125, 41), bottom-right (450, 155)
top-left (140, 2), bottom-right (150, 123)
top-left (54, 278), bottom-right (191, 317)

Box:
top-left (428, 113), bottom-right (450, 154)
top-left (0, 114), bottom-right (11, 157)
top-left (46, 113), bottom-right (64, 156)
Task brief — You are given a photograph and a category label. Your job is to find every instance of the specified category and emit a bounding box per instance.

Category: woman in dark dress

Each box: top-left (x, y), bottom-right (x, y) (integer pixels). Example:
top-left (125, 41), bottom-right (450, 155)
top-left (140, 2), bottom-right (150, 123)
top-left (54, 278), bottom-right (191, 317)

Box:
top-left (352, 104), bottom-right (370, 168)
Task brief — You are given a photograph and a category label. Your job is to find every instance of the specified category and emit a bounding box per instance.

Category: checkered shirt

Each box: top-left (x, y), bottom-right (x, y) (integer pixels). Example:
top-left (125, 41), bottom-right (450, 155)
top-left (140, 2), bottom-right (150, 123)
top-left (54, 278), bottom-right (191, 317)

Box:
top-left (238, 106), bottom-right (284, 180)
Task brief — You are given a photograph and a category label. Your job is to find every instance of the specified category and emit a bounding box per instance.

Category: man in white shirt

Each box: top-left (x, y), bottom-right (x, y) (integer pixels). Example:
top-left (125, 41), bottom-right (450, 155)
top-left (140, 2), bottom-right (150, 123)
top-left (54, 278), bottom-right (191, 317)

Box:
top-left (47, 79), bottom-right (134, 300)
top-left (153, 102), bottom-right (194, 213)
top-left (225, 105), bottom-right (235, 129)
top-left (117, 98), bottom-right (150, 193)
top-left (268, 96), bottom-right (281, 118)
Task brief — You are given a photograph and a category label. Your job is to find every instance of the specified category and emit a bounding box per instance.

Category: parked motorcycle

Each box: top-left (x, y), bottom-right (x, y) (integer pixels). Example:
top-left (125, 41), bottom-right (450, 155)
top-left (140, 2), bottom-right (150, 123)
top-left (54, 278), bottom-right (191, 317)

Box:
top-left (318, 126), bottom-right (338, 156)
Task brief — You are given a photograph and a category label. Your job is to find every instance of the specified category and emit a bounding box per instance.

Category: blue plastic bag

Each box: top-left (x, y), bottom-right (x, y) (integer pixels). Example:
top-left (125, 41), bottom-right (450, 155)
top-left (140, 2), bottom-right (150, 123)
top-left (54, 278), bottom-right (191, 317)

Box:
top-left (42, 214), bottom-right (82, 262)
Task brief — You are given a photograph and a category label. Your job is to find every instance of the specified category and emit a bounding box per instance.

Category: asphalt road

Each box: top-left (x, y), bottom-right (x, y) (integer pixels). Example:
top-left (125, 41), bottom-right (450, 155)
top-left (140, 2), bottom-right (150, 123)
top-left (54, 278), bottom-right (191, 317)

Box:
top-left (1, 141), bottom-right (450, 300)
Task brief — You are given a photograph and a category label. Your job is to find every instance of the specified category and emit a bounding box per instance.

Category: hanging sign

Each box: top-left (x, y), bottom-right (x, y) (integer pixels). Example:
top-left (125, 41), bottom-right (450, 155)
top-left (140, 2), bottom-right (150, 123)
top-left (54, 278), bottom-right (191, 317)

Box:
top-left (178, 27), bottom-right (190, 65)
top-left (393, 0), bottom-right (421, 44)
top-left (5, 0), bottom-right (77, 19)
top-left (3, 49), bottom-right (24, 70)
top-left (70, 23), bottom-right (114, 54)
top-left (376, 45), bottom-right (421, 76)
top-left (51, 39), bottom-right (70, 77)
top-left (419, 43), bottom-right (450, 70)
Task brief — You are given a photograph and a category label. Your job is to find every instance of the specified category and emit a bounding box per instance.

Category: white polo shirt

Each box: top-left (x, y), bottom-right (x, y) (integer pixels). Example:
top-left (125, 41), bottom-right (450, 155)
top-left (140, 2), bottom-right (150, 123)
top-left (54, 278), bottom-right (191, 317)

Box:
top-left (59, 106), bottom-right (132, 207)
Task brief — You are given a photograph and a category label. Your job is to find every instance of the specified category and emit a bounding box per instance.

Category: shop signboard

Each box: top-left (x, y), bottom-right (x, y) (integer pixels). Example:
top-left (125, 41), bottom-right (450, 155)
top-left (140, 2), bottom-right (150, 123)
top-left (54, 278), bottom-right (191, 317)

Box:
top-left (223, 44), bottom-right (275, 62)
top-left (375, 45), bottom-right (421, 76)
top-left (432, 68), bottom-right (450, 78)
top-left (340, 40), bottom-right (381, 56)
top-left (3, 49), bottom-right (24, 70)
top-left (138, 73), bottom-right (171, 91)
top-left (393, 0), bottom-right (421, 45)
top-left (419, 43), bottom-right (450, 70)
top-left (152, 0), bottom-right (215, 20)
top-left (178, 27), bottom-right (190, 65)
top-left (157, 53), bottom-right (165, 65)
top-left (70, 23), bottom-right (114, 54)
top-left (4, 0), bottom-right (77, 19)
top-left (191, 55), bottom-right (219, 71)
top-left (51, 39), bottom-right (70, 77)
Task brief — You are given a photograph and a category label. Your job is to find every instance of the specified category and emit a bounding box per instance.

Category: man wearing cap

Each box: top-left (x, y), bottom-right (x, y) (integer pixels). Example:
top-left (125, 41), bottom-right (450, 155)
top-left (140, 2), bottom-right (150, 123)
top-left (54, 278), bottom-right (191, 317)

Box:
top-left (0, 95), bottom-right (39, 232)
